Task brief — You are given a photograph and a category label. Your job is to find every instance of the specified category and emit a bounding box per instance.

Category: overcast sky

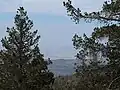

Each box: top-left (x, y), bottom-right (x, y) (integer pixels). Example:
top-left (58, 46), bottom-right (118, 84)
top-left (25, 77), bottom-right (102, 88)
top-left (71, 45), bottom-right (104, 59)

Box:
top-left (0, 0), bottom-right (105, 59)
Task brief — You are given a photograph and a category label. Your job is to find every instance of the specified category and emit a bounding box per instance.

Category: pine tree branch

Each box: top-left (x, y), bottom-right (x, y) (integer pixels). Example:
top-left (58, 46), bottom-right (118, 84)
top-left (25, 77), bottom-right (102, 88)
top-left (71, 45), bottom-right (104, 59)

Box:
top-left (107, 75), bottom-right (120, 90)
top-left (63, 1), bottom-right (120, 23)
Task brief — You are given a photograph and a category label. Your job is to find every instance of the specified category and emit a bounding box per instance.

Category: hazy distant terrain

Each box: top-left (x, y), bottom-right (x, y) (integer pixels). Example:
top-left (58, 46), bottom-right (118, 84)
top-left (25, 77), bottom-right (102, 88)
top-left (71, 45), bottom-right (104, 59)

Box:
top-left (48, 59), bottom-right (77, 76)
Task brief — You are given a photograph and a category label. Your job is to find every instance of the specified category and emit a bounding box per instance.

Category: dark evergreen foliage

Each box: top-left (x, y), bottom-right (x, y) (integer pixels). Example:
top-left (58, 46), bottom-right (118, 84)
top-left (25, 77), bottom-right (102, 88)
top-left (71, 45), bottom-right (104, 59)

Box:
top-left (63, 0), bottom-right (120, 23)
top-left (63, 0), bottom-right (120, 89)
top-left (0, 7), bottom-right (54, 90)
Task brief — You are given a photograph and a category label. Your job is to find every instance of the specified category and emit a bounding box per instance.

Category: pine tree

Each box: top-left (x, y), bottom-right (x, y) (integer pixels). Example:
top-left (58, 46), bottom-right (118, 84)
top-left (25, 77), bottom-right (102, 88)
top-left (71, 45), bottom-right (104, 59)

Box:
top-left (63, 0), bottom-right (120, 89)
top-left (0, 7), bottom-right (54, 90)
top-left (72, 33), bottom-right (105, 72)
top-left (63, 0), bottom-right (120, 71)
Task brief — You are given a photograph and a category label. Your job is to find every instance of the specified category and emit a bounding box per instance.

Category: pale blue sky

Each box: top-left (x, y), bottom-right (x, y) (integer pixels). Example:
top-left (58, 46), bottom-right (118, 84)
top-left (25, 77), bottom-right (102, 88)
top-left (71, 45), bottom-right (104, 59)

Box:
top-left (0, 0), bottom-right (105, 59)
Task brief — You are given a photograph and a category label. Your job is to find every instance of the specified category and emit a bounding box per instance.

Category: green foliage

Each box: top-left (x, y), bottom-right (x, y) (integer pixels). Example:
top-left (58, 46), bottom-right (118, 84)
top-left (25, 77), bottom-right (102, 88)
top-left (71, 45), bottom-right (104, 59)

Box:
top-left (63, 0), bottom-right (120, 89)
top-left (92, 24), bottom-right (120, 77)
top-left (72, 34), bottom-right (106, 72)
top-left (63, 0), bottom-right (120, 23)
top-left (71, 25), bottom-right (120, 89)
top-left (53, 71), bottom-right (112, 90)
top-left (0, 7), bottom-right (54, 90)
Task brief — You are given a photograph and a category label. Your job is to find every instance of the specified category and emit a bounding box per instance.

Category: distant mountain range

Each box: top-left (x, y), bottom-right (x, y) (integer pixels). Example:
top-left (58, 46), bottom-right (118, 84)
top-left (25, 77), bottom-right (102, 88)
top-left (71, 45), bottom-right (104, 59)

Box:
top-left (48, 59), bottom-right (77, 76)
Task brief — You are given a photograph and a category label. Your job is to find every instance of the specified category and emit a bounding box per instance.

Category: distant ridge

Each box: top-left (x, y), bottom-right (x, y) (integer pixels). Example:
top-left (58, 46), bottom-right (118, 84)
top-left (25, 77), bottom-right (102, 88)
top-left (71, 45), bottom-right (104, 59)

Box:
top-left (48, 59), bottom-right (77, 76)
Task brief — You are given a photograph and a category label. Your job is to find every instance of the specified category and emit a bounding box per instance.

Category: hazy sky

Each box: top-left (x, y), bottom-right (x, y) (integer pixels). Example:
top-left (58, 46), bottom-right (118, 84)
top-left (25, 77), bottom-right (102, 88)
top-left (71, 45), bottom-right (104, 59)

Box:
top-left (0, 0), bottom-right (105, 59)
